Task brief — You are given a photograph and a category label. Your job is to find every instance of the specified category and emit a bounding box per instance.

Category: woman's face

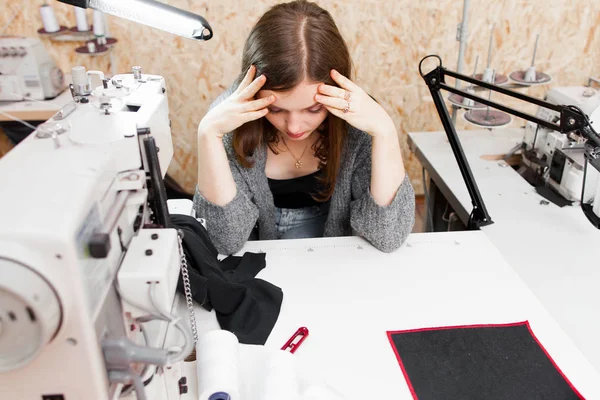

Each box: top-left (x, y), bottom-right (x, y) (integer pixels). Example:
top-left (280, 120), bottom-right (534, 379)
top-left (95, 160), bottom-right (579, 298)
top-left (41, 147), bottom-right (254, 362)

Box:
top-left (257, 80), bottom-right (328, 141)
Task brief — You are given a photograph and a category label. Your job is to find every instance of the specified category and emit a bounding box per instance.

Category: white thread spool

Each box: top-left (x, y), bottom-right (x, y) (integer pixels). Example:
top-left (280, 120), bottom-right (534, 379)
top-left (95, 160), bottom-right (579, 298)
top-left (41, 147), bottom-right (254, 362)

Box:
top-left (71, 66), bottom-right (88, 87)
top-left (262, 350), bottom-right (300, 400)
top-left (524, 65), bottom-right (537, 82)
top-left (462, 88), bottom-right (475, 108)
top-left (71, 66), bottom-right (89, 96)
top-left (481, 67), bottom-right (494, 84)
top-left (93, 10), bottom-right (105, 37)
top-left (74, 7), bottom-right (89, 32)
top-left (196, 330), bottom-right (240, 400)
top-left (40, 4), bottom-right (60, 33)
top-left (101, 12), bottom-right (111, 37)
top-left (86, 41), bottom-right (96, 53)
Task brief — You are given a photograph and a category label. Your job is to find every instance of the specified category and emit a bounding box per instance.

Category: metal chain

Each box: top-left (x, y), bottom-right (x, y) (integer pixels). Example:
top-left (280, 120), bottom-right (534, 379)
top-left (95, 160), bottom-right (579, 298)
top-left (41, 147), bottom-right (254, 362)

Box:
top-left (177, 230), bottom-right (198, 344)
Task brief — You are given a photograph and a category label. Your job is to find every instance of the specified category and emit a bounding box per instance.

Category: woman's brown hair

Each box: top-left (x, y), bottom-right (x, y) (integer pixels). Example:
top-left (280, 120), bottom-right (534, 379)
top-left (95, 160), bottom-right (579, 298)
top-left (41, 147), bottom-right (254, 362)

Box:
top-left (232, 0), bottom-right (352, 201)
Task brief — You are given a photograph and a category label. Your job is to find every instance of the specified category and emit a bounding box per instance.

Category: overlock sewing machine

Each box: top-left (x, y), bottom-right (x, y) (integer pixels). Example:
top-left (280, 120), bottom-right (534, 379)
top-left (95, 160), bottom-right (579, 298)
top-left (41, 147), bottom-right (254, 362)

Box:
top-left (0, 37), bottom-right (65, 102)
top-left (521, 85), bottom-right (600, 203)
top-left (0, 1), bottom-right (213, 399)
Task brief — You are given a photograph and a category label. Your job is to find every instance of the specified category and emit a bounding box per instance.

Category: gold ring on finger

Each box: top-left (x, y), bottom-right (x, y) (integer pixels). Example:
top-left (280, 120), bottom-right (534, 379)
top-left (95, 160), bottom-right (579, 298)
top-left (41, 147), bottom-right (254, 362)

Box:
top-left (344, 90), bottom-right (351, 101)
top-left (343, 101), bottom-right (350, 113)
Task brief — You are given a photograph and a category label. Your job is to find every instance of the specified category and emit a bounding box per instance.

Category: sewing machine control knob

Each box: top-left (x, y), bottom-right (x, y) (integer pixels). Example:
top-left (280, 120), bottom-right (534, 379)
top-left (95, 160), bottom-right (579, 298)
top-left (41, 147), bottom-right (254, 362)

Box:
top-left (18, 46), bottom-right (27, 57)
top-left (9, 47), bottom-right (18, 57)
top-left (132, 66), bottom-right (142, 80)
top-left (0, 259), bottom-right (62, 372)
top-left (0, 47), bottom-right (7, 57)
top-left (89, 233), bottom-right (110, 258)
top-left (35, 121), bottom-right (68, 141)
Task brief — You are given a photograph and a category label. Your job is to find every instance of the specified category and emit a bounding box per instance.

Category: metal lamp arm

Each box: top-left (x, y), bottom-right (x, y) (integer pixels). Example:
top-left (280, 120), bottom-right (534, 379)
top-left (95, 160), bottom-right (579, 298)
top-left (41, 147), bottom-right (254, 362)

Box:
top-left (57, 0), bottom-right (213, 41)
top-left (419, 54), bottom-right (600, 229)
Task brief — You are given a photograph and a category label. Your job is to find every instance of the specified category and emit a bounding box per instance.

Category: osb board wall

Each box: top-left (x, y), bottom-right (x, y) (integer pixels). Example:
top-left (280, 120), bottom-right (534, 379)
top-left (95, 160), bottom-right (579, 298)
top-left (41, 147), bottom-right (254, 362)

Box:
top-left (1, 0), bottom-right (599, 195)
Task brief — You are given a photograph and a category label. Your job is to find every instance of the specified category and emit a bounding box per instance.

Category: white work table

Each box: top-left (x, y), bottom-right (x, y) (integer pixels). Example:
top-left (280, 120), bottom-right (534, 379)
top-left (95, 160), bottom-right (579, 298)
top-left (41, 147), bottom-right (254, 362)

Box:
top-left (408, 128), bottom-right (600, 374)
top-left (178, 233), bottom-right (600, 399)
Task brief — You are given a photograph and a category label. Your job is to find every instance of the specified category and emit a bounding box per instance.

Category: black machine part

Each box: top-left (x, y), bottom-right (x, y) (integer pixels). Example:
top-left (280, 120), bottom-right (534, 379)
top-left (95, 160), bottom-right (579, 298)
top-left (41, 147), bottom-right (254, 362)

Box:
top-left (141, 133), bottom-right (172, 229)
top-left (419, 55), bottom-right (600, 229)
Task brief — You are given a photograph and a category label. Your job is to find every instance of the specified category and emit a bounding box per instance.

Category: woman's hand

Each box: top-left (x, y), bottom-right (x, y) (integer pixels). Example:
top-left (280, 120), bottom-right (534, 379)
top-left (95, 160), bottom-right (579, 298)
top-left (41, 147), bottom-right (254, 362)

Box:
top-left (315, 69), bottom-right (396, 138)
top-left (198, 65), bottom-right (275, 138)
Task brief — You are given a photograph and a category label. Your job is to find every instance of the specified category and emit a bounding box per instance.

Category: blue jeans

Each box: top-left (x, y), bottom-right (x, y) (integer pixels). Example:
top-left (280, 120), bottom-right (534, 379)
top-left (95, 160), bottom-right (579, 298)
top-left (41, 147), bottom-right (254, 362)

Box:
top-left (275, 203), bottom-right (330, 239)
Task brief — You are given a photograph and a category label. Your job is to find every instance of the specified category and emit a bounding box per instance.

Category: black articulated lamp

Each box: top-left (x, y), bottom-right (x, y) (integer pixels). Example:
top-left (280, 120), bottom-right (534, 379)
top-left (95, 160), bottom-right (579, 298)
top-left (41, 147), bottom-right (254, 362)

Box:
top-left (419, 55), bottom-right (600, 229)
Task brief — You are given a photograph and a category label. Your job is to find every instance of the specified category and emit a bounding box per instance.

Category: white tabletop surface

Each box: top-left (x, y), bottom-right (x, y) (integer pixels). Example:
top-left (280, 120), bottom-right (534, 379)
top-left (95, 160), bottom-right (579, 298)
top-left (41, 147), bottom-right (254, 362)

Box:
top-left (408, 128), bottom-right (600, 374)
top-left (181, 233), bottom-right (600, 399)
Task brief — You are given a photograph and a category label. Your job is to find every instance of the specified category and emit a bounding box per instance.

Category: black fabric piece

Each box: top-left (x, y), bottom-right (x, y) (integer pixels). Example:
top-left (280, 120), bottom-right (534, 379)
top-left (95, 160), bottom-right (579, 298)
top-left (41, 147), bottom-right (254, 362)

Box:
top-left (170, 214), bottom-right (283, 345)
top-left (389, 322), bottom-right (582, 400)
top-left (267, 170), bottom-right (325, 208)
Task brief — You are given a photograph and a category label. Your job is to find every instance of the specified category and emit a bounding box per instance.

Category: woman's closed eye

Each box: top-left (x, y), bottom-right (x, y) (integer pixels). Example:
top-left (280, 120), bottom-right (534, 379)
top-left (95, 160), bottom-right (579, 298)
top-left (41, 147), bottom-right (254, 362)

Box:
top-left (267, 106), bottom-right (324, 114)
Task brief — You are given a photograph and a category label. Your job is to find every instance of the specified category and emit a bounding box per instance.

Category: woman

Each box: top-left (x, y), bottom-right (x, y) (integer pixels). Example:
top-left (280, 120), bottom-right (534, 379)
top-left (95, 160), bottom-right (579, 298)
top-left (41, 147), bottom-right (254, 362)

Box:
top-left (195, 0), bottom-right (415, 255)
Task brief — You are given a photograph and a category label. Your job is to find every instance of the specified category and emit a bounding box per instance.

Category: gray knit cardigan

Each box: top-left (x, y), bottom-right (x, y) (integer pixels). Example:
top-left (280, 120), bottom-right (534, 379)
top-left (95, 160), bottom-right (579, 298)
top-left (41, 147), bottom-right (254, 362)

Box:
top-left (193, 92), bottom-right (415, 255)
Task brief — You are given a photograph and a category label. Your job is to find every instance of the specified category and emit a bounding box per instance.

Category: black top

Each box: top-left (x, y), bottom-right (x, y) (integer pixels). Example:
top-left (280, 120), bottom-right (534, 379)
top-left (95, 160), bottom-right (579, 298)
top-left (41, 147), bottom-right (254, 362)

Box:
top-left (267, 170), bottom-right (326, 209)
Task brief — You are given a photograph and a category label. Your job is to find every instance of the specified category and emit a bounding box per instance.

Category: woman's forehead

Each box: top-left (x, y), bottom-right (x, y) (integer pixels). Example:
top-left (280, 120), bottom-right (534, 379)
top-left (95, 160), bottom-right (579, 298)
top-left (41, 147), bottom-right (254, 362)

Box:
top-left (258, 80), bottom-right (323, 110)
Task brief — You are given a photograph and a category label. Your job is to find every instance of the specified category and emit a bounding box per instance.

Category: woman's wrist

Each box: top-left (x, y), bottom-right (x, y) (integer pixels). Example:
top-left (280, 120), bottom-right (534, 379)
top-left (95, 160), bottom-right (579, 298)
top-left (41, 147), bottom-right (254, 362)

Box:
top-left (197, 122), bottom-right (223, 140)
top-left (371, 123), bottom-right (397, 140)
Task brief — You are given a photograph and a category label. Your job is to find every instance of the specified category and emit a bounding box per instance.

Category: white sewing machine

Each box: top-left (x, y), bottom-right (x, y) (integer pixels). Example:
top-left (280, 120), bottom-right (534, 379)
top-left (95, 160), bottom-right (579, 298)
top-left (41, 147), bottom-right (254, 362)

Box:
top-left (522, 86), bottom-right (600, 203)
top-left (0, 65), bottom-right (194, 400)
top-left (0, 37), bottom-right (65, 101)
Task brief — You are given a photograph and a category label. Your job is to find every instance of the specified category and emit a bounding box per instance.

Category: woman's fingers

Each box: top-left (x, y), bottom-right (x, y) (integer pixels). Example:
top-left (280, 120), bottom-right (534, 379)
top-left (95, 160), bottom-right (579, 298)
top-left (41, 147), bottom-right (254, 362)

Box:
top-left (330, 69), bottom-right (358, 91)
top-left (242, 95), bottom-right (275, 112)
top-left (318, 84), bottom-right (347, 99)
top-left (315, 94), bottom-right (349, 112)
top-left (238, 74), bottom-right (267, 100)
top-left (235, 65), bottom-right (256, 94)
top-left (323, 105), bottom-right (344, 118)
top-left (242, 108), bottom-right (269, 123)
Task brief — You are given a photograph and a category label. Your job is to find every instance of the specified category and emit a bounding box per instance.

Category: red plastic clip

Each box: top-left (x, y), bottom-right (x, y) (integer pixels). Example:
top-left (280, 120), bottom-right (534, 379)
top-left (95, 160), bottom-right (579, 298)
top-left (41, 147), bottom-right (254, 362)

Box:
top-left (281, 327), bottom-right (309, 354)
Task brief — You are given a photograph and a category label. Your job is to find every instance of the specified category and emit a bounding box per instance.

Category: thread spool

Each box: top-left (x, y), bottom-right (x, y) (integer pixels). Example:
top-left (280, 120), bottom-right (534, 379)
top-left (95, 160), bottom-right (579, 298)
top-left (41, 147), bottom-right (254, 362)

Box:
top-left (524, 66), bottom-right (537, 82)
top-left (71, 66), bottom-right (87, 87)
top-left (40, 4), bottom-right (60, 33)
top-left (101, 11), bottom-right (111, 38)
top-left (262, 350), bottom-right (300, 400)
top-left (464, 108), bottom-right (511, 128)
top-left (448, 91), bottom-right (486, 110)
top-left (475, 69), bottom-right (509, 86)
top-left (71, 66), bottom-right (89, 96)
top-left (196, 330), bottom-right (240, 400)
top-left (74, 7), bottom-right (89, 32)
top-left (508, 68), bottom-right (551, 85)
top-left (93, 10), bottom-right (105, 37)
top-left (132, 66), bottom-right (142, 80)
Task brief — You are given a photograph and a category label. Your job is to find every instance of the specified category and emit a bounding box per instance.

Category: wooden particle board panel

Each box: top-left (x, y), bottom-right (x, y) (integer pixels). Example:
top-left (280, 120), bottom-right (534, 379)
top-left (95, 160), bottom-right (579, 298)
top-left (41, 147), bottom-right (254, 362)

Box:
top-left (1, 0), bottom-right (598, 195)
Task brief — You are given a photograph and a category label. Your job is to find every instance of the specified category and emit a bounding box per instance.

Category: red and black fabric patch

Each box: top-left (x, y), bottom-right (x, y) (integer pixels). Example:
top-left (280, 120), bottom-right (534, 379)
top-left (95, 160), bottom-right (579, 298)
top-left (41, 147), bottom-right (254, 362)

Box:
top-left (387, 321), bottom-right (584, 400)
